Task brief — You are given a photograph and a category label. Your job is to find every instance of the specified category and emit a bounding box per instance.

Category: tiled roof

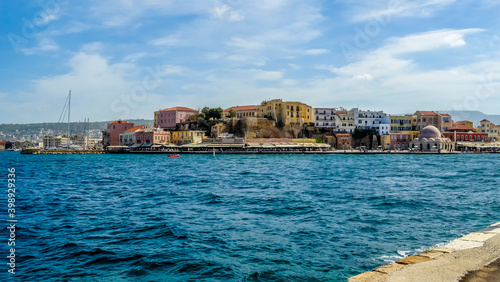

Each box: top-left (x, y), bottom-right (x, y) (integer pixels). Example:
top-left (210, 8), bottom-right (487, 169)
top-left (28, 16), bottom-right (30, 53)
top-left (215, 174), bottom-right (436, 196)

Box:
top-left (110, 119), bottom-right (133, 124)
top-left (160, 107), bottom-right (197, 112)
top-left (480, 119), bottom-right (490, 122)
top-left (439, 113), bottom-right (451, 116)
top-left (417, 111), bottom-right (436, 116)
top-left (454, 121), bottom-right (471, 125)
top-left (449, 125), bottom-right (475, 131)
top-left (224, 105), bottom-right (257, 111)
top-left (124, 125), bottom-right (146, 133)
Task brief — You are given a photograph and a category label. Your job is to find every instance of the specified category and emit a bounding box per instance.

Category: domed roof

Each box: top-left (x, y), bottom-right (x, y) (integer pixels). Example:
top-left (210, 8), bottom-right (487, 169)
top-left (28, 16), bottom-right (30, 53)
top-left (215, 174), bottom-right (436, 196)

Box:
top-left (420, 125), bottom-right (442, 139)
top-left (428, 138), bottom-right (435, 142)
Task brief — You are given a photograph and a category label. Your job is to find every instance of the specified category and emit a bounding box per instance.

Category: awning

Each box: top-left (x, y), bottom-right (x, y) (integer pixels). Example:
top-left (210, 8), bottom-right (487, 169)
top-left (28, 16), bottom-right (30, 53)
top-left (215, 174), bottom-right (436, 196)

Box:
top-left (141, 143), bottom-right (152, 148)
top-left (130, 143), bottom-right (142, 148)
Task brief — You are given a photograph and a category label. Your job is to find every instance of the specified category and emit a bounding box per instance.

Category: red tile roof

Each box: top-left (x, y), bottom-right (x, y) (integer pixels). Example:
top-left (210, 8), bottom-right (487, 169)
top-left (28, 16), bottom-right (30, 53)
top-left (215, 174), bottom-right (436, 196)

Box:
top-left (124, 125), bottom-right (146, 133)
top-left (224, 105), bottom-right (257, 111)
top-left (110, 119), bottom-right (134, 124)
top-left (480, 119), bottom-right (490, 122)
top-left (449, 125), bottom-right (475, 131)
top-left (454, 121), bottom-right (471, 125)
top-left (416, 111), bottom-right (436, 116)
top-left (439, 113), bottom-right (451, 116)
top-left (160, 107), bottom-right (197, 112)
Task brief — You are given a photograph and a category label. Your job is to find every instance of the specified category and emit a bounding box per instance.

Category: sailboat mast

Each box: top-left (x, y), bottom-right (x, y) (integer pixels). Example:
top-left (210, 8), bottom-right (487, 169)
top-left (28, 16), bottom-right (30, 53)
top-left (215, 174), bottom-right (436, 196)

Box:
top-left (68, 90), bottom-right (71, 149)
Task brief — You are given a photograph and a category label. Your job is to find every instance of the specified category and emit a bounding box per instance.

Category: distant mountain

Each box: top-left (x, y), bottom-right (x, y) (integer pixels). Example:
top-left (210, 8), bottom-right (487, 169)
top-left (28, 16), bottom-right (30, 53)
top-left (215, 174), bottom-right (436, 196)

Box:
top-left (445, 111), bottom-right (500, 125)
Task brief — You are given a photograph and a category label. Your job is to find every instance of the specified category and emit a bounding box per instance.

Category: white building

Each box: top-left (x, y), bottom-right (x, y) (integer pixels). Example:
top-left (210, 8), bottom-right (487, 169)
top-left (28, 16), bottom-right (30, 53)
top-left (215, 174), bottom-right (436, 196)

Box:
top-left (353, 108), bottom-right (390, 135)
top-left (314, 108), bottom-right (338, 128)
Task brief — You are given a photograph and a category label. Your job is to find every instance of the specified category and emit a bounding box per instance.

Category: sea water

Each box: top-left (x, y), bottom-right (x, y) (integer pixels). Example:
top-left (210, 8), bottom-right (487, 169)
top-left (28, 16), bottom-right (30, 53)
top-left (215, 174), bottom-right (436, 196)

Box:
top-left (1, 152), bottom-right (499, 281)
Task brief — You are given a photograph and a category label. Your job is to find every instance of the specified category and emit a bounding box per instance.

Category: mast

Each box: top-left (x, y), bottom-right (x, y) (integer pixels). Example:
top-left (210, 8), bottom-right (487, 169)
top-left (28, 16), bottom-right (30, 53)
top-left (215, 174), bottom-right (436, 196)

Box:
top-left (67, 90), bottom-right (71, 149)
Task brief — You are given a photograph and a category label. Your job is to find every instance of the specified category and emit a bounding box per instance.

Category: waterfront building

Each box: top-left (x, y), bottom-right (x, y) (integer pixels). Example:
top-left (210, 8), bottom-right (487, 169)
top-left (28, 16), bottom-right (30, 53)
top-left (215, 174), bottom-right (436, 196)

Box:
top-left (0, 141), bottom-right (7, 150)
top-left (454, 120), bottom-right (474, 129)
top-left (413, 111), bottom-right (452, 131)
top-left (410, 125), bottom-right (454, 152)
top-left (437, 112), bottom-right (453, 131)
top-left (154, 107), bottom-right (198, 129)
top-left (442, 131), bottom-right (488, 142)
top-left (413, 111), bottom-right (438, 131)
top-left (334, 132), bottom-right (352, 150)
top-left (313, 108), bottom-right (336, 128)
top-left (135, 128), bottom-right (171, 145)
top-left (353, 108), bottom-right (390, 135)
top-left (120, 125), bottom-right (151, 146)
top-left (102, 119), bottom-right (135, 147)
top-left (257, 99), bottom-right (313, 126)
top-left (334, 108), bottom-right (356, 133)
top-left (171, 130), bottom-right (205, 145)
top-left (43, 135), bottom-right (62, 149)
top-left (380, 135), bottom-right (390, 150)
top-left (223, 105), bottom-right (258, 118)
top-left (389, 133), bottom-right (411, 150)
top-left (390, 115), bottom-right (413, 132)
top-left (477, 119), bottom-right (498, 141)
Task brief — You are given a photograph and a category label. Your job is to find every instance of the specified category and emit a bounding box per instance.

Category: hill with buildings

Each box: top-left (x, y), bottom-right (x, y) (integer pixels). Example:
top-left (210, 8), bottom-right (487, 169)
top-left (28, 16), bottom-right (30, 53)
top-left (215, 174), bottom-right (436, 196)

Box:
top-left (0, 119), bottom-right (154, 142)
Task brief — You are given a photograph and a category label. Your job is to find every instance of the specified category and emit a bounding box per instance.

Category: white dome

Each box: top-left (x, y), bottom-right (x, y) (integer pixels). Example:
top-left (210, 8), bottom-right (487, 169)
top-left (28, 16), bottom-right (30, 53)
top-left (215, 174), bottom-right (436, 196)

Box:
top-left (421, 138), bottom-right (428, 142)
top-left (428, 138), bottom-right (435, 142)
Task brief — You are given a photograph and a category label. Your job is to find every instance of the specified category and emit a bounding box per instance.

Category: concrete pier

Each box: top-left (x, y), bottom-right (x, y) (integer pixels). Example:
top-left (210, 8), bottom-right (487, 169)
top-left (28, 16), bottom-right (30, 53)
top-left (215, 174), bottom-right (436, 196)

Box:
top-left (349, 221), bottom-right (500, 282)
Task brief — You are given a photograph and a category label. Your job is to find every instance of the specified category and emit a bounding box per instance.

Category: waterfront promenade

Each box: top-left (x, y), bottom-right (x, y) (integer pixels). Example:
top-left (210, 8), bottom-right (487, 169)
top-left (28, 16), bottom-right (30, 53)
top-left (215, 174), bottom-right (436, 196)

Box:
top-left (350, 221), bottom-right (500, 282)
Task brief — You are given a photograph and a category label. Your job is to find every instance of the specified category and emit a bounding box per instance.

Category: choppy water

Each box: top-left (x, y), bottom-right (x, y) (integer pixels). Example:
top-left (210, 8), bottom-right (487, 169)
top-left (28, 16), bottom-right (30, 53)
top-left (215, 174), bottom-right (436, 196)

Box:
top-left (1, 152), bottom-right (499, 281)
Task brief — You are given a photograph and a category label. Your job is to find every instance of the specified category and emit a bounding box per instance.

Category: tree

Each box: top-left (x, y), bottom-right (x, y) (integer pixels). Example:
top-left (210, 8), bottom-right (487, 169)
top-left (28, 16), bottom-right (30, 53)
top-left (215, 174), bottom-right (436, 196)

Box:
top-left (201, 106), bottom-right (210, 119)
top-left (208, 107), bottom-right (223, 120)
top-left (229, 109), bottom-right (237, 118)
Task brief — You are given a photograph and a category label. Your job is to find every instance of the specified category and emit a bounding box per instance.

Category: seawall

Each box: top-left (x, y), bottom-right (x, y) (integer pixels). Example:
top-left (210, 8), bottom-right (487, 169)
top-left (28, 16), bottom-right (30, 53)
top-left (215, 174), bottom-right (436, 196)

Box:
top-left (349, 221), bottom-right (500, 282)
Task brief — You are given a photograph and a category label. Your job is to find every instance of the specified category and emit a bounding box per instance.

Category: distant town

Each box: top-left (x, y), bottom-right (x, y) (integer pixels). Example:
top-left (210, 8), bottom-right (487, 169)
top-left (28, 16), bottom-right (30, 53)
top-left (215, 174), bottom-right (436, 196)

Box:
top-left (1, 98), bottom-right (500, 153)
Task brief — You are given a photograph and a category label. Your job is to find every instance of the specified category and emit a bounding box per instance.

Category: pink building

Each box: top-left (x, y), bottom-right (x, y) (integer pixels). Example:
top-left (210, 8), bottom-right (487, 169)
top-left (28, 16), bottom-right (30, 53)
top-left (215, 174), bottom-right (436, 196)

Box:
top-left (102, 119), bottom-right (135, 147)
top-left (390, 133), bottom-right (410, 150)
top-left (154, 107), bottom-right (198, 129)
top-left (135, 128), bottom-right (171, 144)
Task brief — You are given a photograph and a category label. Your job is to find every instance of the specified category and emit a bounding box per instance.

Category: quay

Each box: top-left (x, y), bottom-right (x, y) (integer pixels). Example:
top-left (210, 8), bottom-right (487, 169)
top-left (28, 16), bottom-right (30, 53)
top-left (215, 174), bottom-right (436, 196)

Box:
top-left (349, 221), bottom-right (500, 282)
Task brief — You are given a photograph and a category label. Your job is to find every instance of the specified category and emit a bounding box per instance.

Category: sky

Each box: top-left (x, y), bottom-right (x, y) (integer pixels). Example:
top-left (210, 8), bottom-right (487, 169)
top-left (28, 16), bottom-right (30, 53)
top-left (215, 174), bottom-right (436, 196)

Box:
top-left (0, 0), bottom-right (499, 124)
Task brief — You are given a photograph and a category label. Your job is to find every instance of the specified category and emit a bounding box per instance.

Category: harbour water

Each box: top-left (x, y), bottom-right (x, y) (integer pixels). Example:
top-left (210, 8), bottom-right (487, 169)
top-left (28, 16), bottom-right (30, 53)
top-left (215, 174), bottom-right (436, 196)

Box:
top-left (1, 152), bottom-right (499, 281)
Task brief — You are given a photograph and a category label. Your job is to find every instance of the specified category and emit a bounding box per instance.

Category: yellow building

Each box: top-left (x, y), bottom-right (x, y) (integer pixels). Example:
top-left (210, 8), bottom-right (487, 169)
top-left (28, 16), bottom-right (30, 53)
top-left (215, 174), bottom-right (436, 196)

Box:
top-left (257, 99), bottom-right (312, 125)
top-left (171, 131), bottom-right (205, 145)
top-left (390, 115), bottom-right (413, 132)
top-left (380, 135), bottom-right (390, 150)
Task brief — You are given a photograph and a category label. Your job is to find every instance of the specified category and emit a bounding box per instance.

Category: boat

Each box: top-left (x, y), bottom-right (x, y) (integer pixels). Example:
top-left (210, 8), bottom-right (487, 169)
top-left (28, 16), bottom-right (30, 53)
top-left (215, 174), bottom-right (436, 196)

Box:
top-left (167, 154), bottom-right (180, 157)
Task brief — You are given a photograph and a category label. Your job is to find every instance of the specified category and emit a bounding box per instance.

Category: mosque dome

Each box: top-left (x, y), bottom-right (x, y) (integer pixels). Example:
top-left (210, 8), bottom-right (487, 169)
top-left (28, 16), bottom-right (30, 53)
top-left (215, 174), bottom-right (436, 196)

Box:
top-left (428, 138), bottom-right (435, 142)
top-left (420, 125), bottom-right (442, 139)
top-left (421, 138), bottom-right (428, 142)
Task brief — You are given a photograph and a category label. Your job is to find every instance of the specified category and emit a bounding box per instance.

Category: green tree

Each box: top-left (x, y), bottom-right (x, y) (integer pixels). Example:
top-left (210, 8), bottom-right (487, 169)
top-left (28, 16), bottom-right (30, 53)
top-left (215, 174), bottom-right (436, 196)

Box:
top-left (201, 106), bottom-right (210, 119)
top-left (229, 109), bottom-right (237, 118)
top-left (208, 107), bottom-right (223, 120)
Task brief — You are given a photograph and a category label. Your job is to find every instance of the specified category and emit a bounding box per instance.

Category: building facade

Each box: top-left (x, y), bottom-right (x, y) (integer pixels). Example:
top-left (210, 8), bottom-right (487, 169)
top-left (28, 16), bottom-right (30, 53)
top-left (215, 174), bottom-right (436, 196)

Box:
top-left (314, 108), bottom-right (338, 128)
top-left (257, 99), bottom-right (313, 126)
top-left (154, 107), bottom-right (198, 129)
top-left (135, 128), bottom-right (171, 144)
top-left (102, 119), bottom-right (135, 147)
top-left (171, 131), bottom-right (205, 145)
top-left (477, 119), bottom-right (498, 141)
top-left (335, 108), bottom-right (356, 133)
top-left (437, 113), bottom-right (453, 131)
top-left (334, 132), bottom-right (352, 150)
top-left (224, 105), bottom-right (258, 118)
top-left (389, 133), bottom-right (411, 150)
top-left (390, 115), bottom-right (413, 132)
top-left (353, 108), bottom-right (390, 135)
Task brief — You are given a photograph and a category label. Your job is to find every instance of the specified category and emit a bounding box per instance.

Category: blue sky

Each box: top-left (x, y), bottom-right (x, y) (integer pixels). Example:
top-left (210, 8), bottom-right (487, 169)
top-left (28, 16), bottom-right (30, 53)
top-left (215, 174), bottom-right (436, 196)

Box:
top-left (0, 0), bottom-right (499, 123)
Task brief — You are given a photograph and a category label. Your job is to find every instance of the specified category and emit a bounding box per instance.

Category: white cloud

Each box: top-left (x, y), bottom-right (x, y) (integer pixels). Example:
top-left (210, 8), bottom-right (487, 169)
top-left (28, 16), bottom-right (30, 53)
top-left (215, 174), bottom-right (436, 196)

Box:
top-left (212, 2), bottom-right (244, 21)
top-left (20, 38), bottom-right (60, 55)
top-left (352, 0), bottom-right (456, 22)
top-left (305, 48), bottom-right (329, 55)
top-left (148, 34), bottom-right (182, 46)
top-left (227, 37), bottom-right (264, 50)
top-left (250, 69), bottom-right (284, 80)
top-left (353, 74), bottom-right (373, 81)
